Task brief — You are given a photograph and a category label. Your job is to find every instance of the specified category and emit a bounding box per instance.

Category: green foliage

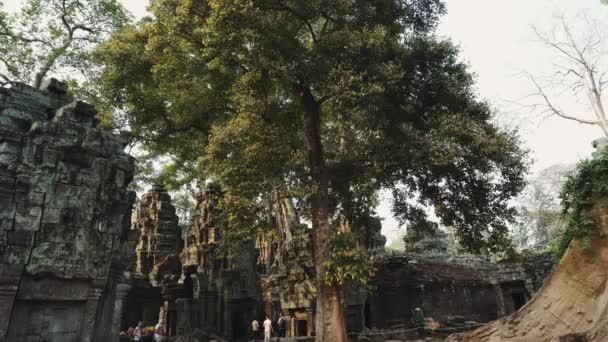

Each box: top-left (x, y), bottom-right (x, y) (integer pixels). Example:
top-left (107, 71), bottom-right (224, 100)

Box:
top-left (95, 0), bottom-right (528, 287)
top-left (215, 190), bottom-right (275, 258)
top-left (323, 232), bottom-right (376, 287)
top-left (556, 146), bottom-right (608, 258)
top-left (0, 0), bottom-right (131, 88)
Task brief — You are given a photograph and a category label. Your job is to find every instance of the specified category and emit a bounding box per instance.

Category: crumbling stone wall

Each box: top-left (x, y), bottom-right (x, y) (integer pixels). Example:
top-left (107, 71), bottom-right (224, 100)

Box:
top-left (366, 223), bottom-right (554, 330)
top-left (369, 257), bottom-right (502, 328)
top-left (274, 225), bottom-right (316, 337)
top-left (520, 250), bottom-right (554, 290)
top-left (0, 80), bottom-right (135, 342)
top-left (133, 184), bottom-right (182, 283)
top-left (175, 184), bottom-right (260, 341)
top-left (123, 185), bottom-right (182, 333)
top-left (181, 185), bottom-right (222, 270)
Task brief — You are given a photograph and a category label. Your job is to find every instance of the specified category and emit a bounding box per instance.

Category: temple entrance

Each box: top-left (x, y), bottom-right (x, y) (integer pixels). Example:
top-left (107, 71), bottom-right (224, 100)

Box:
top-left (296, 319), bottom-right (308, 336)
top-left (500, 280), bottom-right (530, 314)
top-left (364, 299), bottom-right (371, 329)
top-left (232, 310), bottom-right (247, 340)
top-left (122, 285), bottom-right (163, 329)
top-left (512, 292), bottom-right (526, 310)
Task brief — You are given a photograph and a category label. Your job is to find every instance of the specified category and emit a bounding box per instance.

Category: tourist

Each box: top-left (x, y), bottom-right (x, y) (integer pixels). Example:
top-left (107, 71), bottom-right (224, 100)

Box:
top-left (134, 321), bottom-right (143, 341)
top-left (154, 318), bottom-right (166, 342)
top-left (251, 319), bottom-right (260, 340)
top-left (263, 316), bottom-right (272, 342)
top-left (277, 315), bottom-right (286, 337)
top-left (414, 307), bottom-right (426, 337)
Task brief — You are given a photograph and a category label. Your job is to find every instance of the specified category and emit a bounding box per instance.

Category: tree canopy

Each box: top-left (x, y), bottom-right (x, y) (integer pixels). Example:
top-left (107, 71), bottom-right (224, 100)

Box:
top-left (0, 0), bottom-right (130, 88)
top-left (95, 1), bottom-right (528, 339)
top-left (97, 0), bottom-right (526, 252)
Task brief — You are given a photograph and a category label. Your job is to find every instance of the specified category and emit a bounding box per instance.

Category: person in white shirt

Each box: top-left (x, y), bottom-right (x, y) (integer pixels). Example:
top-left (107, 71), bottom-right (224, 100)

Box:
top-left (133, 321), bottom-right (143, 341)
top-left (154, 318), bottom-right (166, 342)
top-left (263, 316), bottom-right (272, 342)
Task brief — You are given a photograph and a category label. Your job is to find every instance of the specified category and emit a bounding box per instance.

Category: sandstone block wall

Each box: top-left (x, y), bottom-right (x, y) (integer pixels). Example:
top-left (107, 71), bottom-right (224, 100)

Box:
top-left (0, 80), bottom-right (135, 342)
top-left (176, 185), bottom-right (260, 341)
top-left (133, 184), bottom-right (181, 282)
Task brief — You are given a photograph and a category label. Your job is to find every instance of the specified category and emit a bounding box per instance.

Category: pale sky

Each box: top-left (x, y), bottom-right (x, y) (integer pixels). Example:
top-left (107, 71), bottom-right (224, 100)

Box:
top-left (4, 0), bottom-right (606, 246)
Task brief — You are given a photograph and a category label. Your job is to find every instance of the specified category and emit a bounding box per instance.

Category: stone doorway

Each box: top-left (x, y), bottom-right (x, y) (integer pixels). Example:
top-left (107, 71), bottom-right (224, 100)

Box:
top-left (122, 286), bottom-right (163, 329)
top-left (232, 309), bottom-right (247, 340)
top-left (296, 319), bottom-right (307, 336)
top-left (512, 292), bottom-right (526, 311)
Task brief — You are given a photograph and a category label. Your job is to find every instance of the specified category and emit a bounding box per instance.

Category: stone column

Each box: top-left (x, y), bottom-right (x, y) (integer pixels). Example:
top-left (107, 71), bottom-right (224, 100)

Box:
top-left (175, 298), bottom-right (193, 336)
top-left (189, 274), bottom-right (201, 329)
top-left (223, 298), bottom-right (232, 337)
top-left (491, 281), bottom-right (507, 317)
top-left (207, 290), bottom-right (217, 330)
top-left (216, 291), bottom-right (224, 333)
top-left (284, 312), bottom-right (293, 337)
top-left (306, 309), bottom-right (314, 336)
top-left (525, 280), bottom-right (535, 300)
top-left (165, 300), bottom-right (176, 337)
top-left (191, 273), bottom-right (200, 300)
top-left (200, 290), bottom-right (208, 326)
top-left (79, 282), bottom-right (104, 342)
top-left (111, 283), bottom-right (131, 342)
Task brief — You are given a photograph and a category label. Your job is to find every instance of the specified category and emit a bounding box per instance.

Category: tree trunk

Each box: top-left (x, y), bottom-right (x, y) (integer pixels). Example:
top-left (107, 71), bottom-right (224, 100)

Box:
top-left (299, 86), bottom-right (348, 342)
top-left (271, 189), bottom-right (296, 243)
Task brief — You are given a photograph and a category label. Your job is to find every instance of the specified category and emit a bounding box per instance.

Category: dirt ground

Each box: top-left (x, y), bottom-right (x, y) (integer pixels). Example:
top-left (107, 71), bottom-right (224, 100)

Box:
top-left (446, 208), bottom-right (608, 342)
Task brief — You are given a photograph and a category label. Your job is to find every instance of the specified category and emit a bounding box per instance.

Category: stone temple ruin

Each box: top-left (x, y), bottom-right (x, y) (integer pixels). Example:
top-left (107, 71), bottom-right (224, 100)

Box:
top-left (369, 223), bottom-right (552, 329)
top-left (0, 80), bottom-right (135, 341)
top-left (0, 81), bottom-right (554, 341)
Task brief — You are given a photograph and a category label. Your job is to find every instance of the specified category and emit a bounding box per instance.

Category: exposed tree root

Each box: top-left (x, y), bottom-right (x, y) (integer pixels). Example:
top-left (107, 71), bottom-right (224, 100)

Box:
top-left (447, 210), bottom-right (608, 342)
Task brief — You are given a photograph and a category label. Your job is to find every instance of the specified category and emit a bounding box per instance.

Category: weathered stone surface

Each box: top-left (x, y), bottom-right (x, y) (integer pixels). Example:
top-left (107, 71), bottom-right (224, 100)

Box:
top-left (135, 184), bottom-right (262, 341)
top-left (160, 188), bottom-right (552, 341)
top-left (368, 234), bottom-right (554, 331)
top-left (133, 184), bottom-right (182, 284)
top-left (119, 185), bottom-right (183, 336)
top-left (0, 80), bottom-right (135, 342)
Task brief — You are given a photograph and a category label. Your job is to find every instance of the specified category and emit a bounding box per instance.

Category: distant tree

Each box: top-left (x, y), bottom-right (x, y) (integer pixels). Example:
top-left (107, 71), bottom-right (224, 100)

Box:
top-left (526, 14), bottom-right (608, 137)
top-left (95, 1), bottom-right (528, 340)
top-left (0, 0), bottom-right (130, 88)
top-left (386, 233), bottom-right (406, 251)
top-left (512, 164), bottom-right (574, 250)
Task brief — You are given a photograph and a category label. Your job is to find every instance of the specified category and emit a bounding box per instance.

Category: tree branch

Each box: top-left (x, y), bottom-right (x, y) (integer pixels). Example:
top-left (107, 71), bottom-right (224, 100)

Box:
top-left (34, 39), bottom-right (73, 88)
top-left (60, 0), bottom-right (74, 37)
top-left (528, 16), bottom-right (608, 137)
top-left (262, 1), bottom-right (318, 43)
top-left (532, 25), bottom-right (583, 65)
top-left (0, 72), bottom-right (11, 86)
top-left (529, 74), bottom-right (599, 126)
top-left (318, 94), bottom-right (333, 105)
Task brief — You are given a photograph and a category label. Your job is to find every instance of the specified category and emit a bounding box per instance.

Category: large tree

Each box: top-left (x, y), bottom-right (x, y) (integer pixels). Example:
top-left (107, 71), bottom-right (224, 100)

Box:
top-left (0, 0), bottom-right (130, 88)
top-left (95, 0), bottom-right (527, 340)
